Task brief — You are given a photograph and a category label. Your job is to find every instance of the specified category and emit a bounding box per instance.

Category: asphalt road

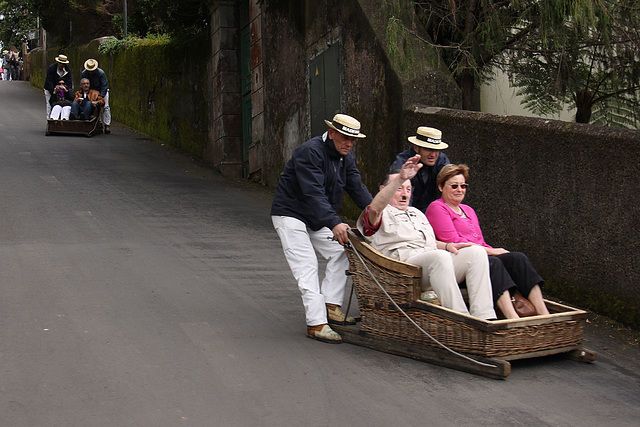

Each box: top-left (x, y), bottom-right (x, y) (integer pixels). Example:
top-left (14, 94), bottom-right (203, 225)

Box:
top-left (0, 81), bottom-right (638, 426)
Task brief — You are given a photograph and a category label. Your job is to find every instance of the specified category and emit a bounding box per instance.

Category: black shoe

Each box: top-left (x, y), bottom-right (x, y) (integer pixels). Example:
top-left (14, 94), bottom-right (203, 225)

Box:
top-left (70, 114), bottom-right (77, 120)
top-left (104, 125), bottom-right (110, 134)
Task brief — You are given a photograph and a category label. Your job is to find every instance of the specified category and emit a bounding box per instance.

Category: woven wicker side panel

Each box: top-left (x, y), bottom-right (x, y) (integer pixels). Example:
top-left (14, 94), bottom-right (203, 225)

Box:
top-left (482, 322), bottom-right (584, 357)
top-left (360, 308), bottom-right (584, 357)
top-left (360, 308), bottom-right (489, 355)
top-left (346, 248), bottom-right (419, 308)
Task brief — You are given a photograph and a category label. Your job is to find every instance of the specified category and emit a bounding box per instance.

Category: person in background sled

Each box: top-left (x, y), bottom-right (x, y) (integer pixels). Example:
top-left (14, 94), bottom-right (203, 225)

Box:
top-left (49, 80), bottom-right (74, 120)
top-left (70, 78), bottom-right (104, 120)
top-left (80, 59), bottom-right (111, 133)
top-left (44, 54), bottom-right (73, 118)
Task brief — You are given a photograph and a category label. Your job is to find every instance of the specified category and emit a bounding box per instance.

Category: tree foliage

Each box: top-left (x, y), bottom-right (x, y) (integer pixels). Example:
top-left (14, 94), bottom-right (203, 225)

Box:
top-left (411, 0), bottom-right (640, 126)
top-left (413, 1), bottom-right (595, 110)
top-left (10, 0), bottom-right (210, 46)
top-left (120, 0), bottom-right (210, 39)
top-left (25, 0), bottom-right (117, 45)
top-left (505, 0), bottom-right (640, 126)
top-left (0, 1), bottom-right (37, 48)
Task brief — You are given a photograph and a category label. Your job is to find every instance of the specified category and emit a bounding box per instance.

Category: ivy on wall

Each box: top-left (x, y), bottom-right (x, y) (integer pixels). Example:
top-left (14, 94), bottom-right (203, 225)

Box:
top-left (382, 0), bottom-right (415, 74)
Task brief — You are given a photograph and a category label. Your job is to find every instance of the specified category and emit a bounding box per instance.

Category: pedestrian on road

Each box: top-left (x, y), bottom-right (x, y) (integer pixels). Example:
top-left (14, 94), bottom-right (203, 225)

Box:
top-left (1, 50), bottom-right (7, 81)
top-left (7, 47), bottom-right (19, 81)
top-left (44, 54), bottom-right (73, 119)
top-left (271, 113), bottom-right (373, 343)
top-left (389, 126), bottom-right (450, 212)
top-left (81, 59), bottom-right (111, 133)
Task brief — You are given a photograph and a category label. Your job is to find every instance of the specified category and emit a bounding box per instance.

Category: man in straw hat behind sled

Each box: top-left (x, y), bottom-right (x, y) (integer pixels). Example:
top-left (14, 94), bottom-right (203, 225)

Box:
top-left (271, 114), bottom-right (373, 343)
top-left (44, 54), bottom-right (73, 119)
top-left (390, 126), bottom-right (450, 213)
top-left (81, 59), bottom-right (111, 133)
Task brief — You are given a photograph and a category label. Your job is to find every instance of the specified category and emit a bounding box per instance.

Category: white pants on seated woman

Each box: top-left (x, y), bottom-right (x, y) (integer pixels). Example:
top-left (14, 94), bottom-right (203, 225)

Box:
top-left (50, 105), bottom-right (71, 120)
top-left (406, 245), bottom-right (496, 319)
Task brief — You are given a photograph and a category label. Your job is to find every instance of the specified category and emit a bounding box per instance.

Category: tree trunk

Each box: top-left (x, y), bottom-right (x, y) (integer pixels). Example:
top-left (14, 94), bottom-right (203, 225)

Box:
top-left (459, 69), bottom-right (475, 110)
top-left (459, 0), bottom-right (478, 111)
top-left (574, 88), bottom-right (594, 123)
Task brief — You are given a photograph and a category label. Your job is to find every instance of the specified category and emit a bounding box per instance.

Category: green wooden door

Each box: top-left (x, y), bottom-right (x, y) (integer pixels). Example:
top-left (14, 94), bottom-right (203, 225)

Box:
top-left (309, 43), bottom-right (341, 136)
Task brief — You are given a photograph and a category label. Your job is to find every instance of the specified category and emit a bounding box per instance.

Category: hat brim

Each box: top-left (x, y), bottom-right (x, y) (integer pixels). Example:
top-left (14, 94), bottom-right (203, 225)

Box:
top-left (324, 119), bottom-right (366, 139)
top-left (84, 59), bottom-right (98, 71)
top-left (408, 136), bottom-right (448, 150)
top-left (55, 58), bottom-right (69, 64)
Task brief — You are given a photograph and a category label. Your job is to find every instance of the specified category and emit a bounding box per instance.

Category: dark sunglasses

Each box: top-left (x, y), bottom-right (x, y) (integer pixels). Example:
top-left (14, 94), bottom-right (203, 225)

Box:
top-left (448, 183), bottom-right (469, 189)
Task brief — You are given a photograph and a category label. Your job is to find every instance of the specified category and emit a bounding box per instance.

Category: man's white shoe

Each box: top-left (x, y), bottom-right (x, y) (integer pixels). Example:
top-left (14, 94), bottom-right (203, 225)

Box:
top-left (326, 305), bottom-right (356, 325)
top-left (306, 324), bottom-right (342, 343)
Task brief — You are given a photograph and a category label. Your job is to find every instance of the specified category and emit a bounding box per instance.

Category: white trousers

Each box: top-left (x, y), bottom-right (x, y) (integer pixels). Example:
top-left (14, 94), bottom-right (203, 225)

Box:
top-left (44, 89), bottom-right (52, 118)
top-left (49, 105), bottom-right (71, 120)
top-left (272, 216), bottom-right (349, 326)
top-left (406, 245), bottom-right (496, 319)
top-left (102, 90), bottom-right (111, 125)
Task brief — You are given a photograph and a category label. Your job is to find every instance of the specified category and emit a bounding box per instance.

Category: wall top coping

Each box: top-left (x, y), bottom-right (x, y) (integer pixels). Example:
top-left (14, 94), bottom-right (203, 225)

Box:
top-left (410, 105), bottom-right (640, 141)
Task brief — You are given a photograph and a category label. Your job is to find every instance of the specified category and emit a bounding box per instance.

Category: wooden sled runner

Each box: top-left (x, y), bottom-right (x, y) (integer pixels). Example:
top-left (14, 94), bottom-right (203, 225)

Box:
top-left (45, 106), bottom-right (104, 138)
top-left (338, 231), bottom-right (597, 379)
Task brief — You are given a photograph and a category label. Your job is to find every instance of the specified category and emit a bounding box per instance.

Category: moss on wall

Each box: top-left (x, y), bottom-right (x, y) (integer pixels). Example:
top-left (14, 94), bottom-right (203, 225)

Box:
top-left (29, 50), bottom-right (46, 89)
top-left (29, 36), bottom-right (210, 158)
top-left (545, 279), bottom-right (640, 329)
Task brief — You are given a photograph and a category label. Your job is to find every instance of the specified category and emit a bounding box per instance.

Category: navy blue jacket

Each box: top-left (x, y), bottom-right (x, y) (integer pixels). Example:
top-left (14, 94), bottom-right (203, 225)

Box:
top-left (44, 63), bottom-right (72, 94)
top-left (80, 68), bottom-right (109, 97)
top-left (390, 146), bottom-right (450, 213)
top-left (271, 133), bottom-right (372, 231)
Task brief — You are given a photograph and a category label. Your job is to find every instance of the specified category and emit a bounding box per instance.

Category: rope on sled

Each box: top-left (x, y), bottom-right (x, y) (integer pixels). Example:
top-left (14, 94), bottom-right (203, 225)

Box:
top-left (346, 233), bottom-right (497, 369)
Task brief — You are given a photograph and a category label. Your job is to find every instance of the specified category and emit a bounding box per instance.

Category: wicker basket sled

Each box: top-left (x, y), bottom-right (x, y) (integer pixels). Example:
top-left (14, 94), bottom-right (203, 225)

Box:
top-left (334, 231), bottom-right (597, 379)
top-left (46, 105), bottom-right (104, 138)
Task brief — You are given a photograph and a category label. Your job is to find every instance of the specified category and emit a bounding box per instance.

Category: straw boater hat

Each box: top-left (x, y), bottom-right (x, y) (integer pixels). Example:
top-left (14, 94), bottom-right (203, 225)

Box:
top-left (408, 127), bottom-right (448, 150)
top-left (55, 54), bottom-right (69, 64)
top-left (84, 58), bottom-right (98, 71)
top-left (3, 50), bottom-right (9, 55)
top-left (324, 114), bottom-right (366, 138)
